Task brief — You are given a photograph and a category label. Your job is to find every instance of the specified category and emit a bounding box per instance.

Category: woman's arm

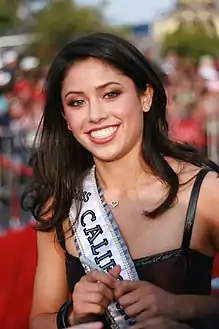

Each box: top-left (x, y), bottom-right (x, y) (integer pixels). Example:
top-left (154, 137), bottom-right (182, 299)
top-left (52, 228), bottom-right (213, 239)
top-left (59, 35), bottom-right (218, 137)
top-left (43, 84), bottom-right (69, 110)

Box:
top-left (30, 230), bottom-right (69, 329)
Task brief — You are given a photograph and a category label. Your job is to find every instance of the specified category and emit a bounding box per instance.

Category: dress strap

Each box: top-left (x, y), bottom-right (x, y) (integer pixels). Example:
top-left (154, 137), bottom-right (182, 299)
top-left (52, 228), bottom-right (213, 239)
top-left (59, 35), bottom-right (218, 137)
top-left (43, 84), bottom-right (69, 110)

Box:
top-left (181, 168), bottom-right (211, 249)
top-left (56, 222), bottom-right (66, 251)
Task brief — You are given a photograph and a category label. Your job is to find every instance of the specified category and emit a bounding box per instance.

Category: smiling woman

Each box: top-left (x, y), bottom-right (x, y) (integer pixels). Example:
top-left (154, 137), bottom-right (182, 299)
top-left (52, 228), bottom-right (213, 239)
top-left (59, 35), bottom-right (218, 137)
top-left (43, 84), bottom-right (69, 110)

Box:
top-left (61, 58), bottom-right (148, 162)
top-left (22, 33), bottom-right (219, 329)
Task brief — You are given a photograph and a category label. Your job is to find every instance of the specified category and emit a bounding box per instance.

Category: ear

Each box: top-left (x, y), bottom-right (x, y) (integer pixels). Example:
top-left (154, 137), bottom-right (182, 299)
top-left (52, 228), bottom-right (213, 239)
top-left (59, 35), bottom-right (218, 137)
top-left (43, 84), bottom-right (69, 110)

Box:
top-left (141, 85), bottom-right (154, 112)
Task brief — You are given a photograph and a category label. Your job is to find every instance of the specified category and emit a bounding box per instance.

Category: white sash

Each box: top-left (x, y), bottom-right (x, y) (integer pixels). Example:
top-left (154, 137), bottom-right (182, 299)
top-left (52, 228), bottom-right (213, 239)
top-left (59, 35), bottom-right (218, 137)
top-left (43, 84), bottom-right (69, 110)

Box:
top-left (69, 167), bottom-right (139, 328)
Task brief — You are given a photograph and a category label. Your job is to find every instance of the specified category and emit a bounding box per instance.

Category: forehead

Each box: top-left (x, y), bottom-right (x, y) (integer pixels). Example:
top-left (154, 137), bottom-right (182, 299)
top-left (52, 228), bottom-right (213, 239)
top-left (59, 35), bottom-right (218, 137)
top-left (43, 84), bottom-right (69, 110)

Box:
top-left (62, 58), bottom-right (129, 90)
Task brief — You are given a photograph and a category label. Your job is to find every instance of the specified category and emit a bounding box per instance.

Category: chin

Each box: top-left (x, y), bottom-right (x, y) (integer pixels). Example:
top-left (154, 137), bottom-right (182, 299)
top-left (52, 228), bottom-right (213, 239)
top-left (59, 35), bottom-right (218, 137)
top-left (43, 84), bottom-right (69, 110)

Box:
top-left (93, 151), bottom-right (123, 163)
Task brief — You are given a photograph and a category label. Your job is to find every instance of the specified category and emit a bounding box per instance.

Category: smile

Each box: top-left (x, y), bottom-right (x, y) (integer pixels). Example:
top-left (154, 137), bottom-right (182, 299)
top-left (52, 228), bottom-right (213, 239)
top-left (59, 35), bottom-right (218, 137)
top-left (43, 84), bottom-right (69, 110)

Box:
top-left (90, 126), bottom-right (118, 140)
top-left (86, 125), bottom-right (119, 144)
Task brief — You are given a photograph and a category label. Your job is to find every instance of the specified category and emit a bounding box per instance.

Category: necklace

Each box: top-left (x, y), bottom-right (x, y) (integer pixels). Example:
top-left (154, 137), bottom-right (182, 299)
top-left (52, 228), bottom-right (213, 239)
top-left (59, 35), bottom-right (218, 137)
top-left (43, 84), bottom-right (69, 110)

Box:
top-left (94, 164), bottom-right (142, 210)
top-left (110, 200), bottom-right (119, 208)
top-left (103, 191), bottom-right (120, 209)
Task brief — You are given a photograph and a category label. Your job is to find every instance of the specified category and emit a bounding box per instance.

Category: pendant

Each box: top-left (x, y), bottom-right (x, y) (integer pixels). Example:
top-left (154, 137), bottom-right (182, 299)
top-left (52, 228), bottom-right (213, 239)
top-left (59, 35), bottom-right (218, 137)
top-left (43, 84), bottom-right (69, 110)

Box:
top-left (110, 200), bottom-right (119, 208)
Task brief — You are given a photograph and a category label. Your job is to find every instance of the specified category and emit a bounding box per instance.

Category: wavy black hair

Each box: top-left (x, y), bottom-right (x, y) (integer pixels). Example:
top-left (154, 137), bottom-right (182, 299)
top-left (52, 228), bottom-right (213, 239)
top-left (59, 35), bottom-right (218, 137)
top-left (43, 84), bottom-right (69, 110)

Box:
top-left (21, 32), bottom-right (219, 231)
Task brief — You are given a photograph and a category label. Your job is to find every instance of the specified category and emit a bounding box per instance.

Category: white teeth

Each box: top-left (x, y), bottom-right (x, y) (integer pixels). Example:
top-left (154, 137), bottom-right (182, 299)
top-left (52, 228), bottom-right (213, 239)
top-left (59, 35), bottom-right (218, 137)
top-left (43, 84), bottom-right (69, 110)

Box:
top-left (90, 126), bottom-right (117, 139)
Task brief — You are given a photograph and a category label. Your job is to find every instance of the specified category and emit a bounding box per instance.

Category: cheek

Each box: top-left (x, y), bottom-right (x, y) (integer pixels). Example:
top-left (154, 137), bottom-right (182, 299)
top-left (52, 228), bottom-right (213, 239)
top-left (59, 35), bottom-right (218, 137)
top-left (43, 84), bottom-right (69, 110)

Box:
top-left (64, 110), bottom-right (85, 134)
top-left (116, 97), bottom-right (142, 122)
top-left (65, 112), bottom-right (93, 146)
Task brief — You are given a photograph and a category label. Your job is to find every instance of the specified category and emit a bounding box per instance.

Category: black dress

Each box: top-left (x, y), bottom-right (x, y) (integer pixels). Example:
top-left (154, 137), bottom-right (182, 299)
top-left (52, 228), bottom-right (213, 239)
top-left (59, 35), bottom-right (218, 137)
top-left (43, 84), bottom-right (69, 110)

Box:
top-left (57, 168), bottom-right (217, 328)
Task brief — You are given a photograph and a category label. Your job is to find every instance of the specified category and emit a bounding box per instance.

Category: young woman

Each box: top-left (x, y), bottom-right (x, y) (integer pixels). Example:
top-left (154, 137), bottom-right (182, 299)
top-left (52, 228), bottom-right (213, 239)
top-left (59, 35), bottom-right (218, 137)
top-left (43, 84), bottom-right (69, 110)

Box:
top-left (22, 33), bottom-right (219, 329)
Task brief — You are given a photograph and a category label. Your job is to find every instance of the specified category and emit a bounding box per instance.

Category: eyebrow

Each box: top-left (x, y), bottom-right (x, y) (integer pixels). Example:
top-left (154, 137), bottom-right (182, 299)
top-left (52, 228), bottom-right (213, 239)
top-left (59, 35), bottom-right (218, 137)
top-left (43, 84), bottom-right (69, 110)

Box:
top-left (64, 81), bottom-right (121, 98)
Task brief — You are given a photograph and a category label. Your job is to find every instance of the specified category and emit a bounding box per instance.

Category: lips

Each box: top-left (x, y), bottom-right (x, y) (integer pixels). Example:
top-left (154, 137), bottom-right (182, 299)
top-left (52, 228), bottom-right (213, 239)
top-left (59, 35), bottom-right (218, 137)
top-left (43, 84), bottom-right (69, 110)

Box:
top-left (85, 125), bottom-right (119, 144)
top-left (90, 126), bottom-right (117, 140)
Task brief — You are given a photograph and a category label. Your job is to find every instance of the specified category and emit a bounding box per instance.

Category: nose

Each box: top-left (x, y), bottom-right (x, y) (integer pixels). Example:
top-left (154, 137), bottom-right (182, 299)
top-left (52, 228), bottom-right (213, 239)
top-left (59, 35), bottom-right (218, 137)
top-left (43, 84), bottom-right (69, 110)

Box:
top-left (88, 100), bottom-right (108, 123)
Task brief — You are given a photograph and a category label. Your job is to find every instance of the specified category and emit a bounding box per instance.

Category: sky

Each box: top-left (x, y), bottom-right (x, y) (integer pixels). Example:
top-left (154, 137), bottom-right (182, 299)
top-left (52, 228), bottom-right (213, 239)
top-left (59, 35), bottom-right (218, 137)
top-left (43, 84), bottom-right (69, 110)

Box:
top-left (77, 0), bottom-right (175, 25)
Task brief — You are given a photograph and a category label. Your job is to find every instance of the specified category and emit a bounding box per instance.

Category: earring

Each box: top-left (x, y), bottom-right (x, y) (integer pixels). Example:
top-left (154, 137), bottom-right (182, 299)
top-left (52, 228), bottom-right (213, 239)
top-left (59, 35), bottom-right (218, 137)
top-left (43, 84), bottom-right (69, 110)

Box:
top-left (143, 105), bottom-right (150, 112)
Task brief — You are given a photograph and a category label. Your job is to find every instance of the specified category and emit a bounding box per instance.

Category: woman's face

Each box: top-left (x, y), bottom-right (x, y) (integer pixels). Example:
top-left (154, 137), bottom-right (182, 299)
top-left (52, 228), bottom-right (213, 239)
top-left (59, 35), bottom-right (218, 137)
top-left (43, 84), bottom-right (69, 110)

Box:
top-left (62, 58), bottom-right (152, 162)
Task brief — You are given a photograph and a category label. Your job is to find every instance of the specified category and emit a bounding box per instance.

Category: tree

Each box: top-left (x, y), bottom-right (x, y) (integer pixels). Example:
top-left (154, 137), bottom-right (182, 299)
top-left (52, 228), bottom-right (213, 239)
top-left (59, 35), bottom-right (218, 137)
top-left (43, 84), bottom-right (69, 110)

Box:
top-left (163, 23), bottom-right (219, 61)
top-left (0, 0), bottom-right (44, 35)
top-left (0, 0), bottom-right (18, 35)
top-left (0, 0), bottom-right (128, 61)
top-left (28, 0), bottom-right (123, 61)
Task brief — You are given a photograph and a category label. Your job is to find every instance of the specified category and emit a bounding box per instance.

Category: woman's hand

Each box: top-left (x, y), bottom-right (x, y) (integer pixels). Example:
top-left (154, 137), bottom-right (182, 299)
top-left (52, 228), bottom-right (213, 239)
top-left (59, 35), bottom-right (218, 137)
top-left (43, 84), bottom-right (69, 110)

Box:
top-left (114, 280), bottom-right (177, 323)
top-left (72, 265), bottom-right (121, 322)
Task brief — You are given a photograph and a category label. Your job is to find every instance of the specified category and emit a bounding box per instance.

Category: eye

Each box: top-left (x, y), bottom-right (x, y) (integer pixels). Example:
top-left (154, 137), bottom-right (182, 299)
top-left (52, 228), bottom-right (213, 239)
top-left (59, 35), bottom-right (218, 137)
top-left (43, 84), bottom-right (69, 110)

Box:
top-left (104, 91), bottom-right (120, 99)
top-left (68, 99), bottom-right (86, 107)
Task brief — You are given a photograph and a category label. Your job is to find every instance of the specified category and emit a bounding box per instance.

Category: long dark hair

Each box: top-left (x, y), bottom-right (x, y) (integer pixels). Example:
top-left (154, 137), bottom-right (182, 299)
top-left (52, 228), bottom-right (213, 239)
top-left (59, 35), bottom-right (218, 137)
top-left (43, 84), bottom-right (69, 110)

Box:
top-left (21, 32), bottom-right (219, 231)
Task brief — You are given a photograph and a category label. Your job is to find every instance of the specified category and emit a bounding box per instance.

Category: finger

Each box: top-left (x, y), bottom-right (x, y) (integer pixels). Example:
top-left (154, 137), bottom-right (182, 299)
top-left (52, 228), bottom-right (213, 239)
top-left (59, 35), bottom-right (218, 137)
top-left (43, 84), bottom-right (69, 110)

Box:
top-left (114, 280), bottom-right (138, 299)
top-left (124, 301), bottom-right (146, 318)
top-left (108, 265), bottom-right (121, 279)
top-left (86, 270), bottom-right (116, 289)
top-left (74, 291), bottom-right (110, 309)
top-left (136, 309), bottom-right (156, 323)
top-left (86, 282), bottom-right (114, 302)
top-left (118, 289), bottom-right (139, 307)
top-left (68, 322), bottom-right (103, 329)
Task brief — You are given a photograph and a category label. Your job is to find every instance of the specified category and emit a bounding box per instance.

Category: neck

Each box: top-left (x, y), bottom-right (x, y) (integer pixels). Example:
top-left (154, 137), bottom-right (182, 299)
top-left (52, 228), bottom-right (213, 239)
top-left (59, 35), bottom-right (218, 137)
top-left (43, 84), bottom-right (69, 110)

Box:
top-left (94, 152), bottom-right (151, 192)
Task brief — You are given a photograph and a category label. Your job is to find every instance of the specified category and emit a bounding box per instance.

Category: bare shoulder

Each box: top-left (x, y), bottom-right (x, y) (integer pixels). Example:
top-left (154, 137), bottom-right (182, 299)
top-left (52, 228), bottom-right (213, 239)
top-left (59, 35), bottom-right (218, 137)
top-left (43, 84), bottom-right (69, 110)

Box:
top-left (172, 159), bottom-right (219, 217)
top-left (171, 159), bottom-right (218, 188)
top-left (174, 161), bottom-right (219, 250)
top-left (177, 162), bottom-right (219, 206)
top-left (199, 169), bottom-right (219, 190)
top-left (197, 169), bottom-right (219, 217)
top-left (195, 169), bottom-right (219, 250)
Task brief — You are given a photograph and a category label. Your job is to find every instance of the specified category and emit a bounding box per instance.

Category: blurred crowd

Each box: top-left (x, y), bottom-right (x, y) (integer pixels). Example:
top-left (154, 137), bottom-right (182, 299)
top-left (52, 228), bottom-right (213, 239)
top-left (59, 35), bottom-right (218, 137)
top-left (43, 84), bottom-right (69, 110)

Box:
top-left (162, 51), bottom-right (219, 163)
top-left (0, 50), bottom-right (45, 166)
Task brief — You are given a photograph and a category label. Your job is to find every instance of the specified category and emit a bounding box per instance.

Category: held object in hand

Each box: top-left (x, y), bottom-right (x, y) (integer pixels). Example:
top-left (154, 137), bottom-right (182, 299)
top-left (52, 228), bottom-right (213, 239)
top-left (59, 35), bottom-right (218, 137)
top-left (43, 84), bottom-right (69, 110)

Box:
top-left (80, 255), bottom-right (136, 328)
